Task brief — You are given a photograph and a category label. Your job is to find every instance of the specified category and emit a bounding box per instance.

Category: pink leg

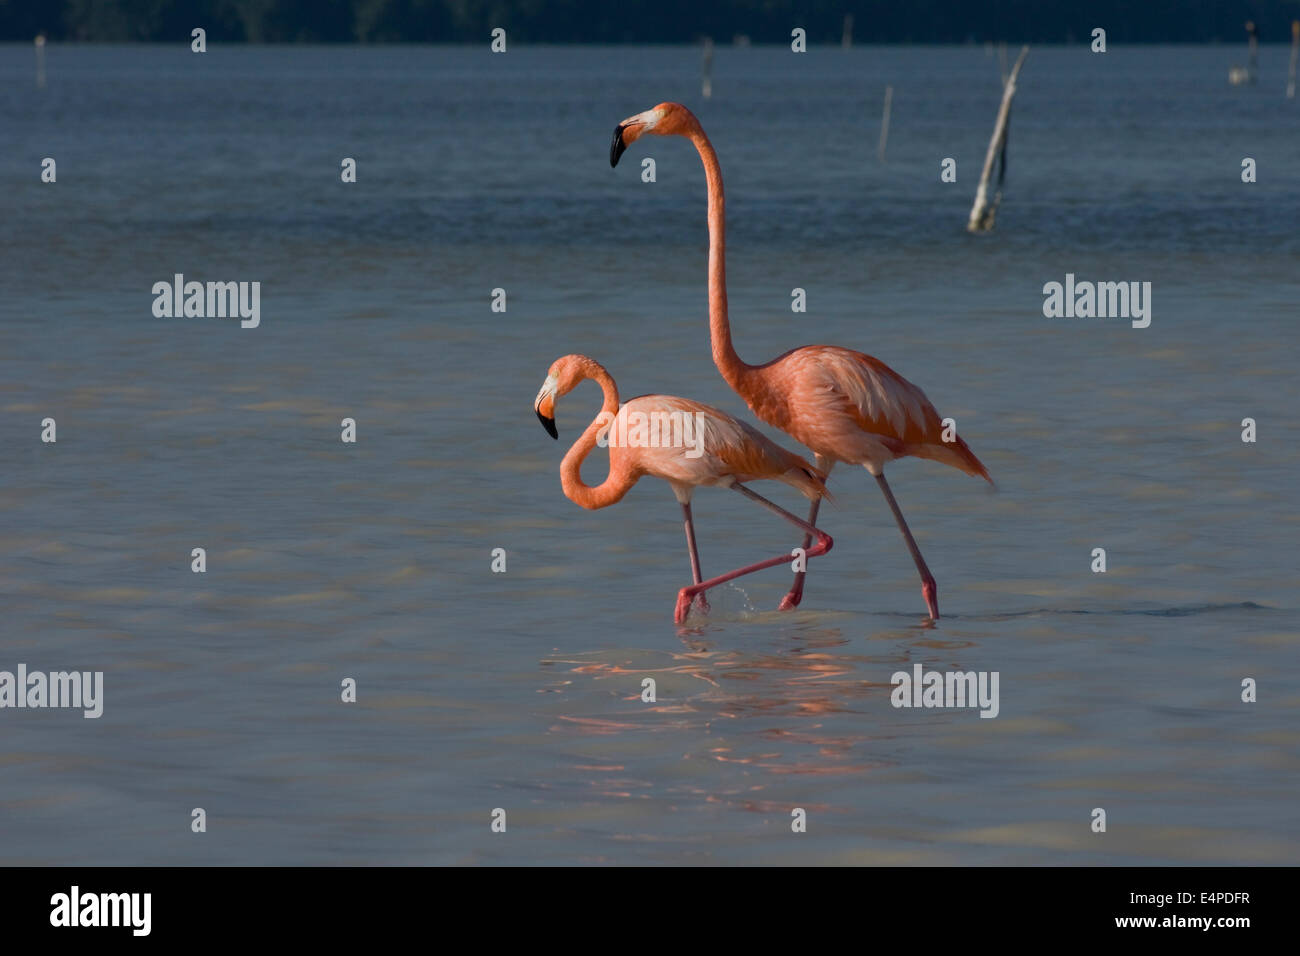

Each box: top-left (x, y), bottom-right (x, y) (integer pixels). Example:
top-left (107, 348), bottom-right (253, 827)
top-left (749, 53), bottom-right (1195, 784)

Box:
top-left (779, 456), bottom-right (832, 612)
top-left (778, 495), bottom-right (822, 611)
top-left (680, 501), bottom-right (709, 613)
top-left (875, 473), bottom-right (939, 620)
top-left (675, 483), bottom-right (833, 624)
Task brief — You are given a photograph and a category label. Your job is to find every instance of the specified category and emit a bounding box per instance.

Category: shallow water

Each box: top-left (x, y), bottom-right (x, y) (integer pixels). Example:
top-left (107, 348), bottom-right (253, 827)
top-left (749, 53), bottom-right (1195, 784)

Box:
top-left (0, 43), bottom-right (1296, 864)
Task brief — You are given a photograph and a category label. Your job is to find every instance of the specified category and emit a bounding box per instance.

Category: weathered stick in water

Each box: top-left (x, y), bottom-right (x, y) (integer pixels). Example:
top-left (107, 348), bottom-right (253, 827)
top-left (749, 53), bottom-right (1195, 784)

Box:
top-left (878, 85), bottom-right (893, 162)
top-left (1288, 20), bottom-right (1298, 98)
top-left (1248, 20), bottom-right (1259, 79)
top-left (702, 37), bottom-right (713, 100)
top-left (968, 45), bottom-right (1028, 234)
top-left (1231, 20), bottom-right (1260, 85)
top-left (34, 32), bottom-right (46, 89)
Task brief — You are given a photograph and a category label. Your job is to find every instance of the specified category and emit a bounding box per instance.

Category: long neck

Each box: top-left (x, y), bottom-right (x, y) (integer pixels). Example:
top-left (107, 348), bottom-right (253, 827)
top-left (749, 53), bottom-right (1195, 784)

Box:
top-left (560, 361), bottom-right (632, 510)
top-left (688, 125), bottom-right (752, 390)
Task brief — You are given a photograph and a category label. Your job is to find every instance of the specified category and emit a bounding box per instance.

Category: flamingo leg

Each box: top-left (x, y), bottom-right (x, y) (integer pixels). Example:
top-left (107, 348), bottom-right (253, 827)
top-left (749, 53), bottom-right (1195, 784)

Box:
top-left (778, 496), bottom-right (822, 611)
top-left (680, 501), bottom-right (709, 613)
top-left (779, 456), bottom-right (832, 611)
top-left (674, 483), bottom-right (833, 624)
top-left (874, 472), bottom-right (939, 620)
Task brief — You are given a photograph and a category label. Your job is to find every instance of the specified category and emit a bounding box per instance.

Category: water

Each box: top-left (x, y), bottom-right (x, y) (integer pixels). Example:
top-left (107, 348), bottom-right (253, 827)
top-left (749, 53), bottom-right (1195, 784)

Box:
top-left (1, 44), bottom-right (1296, 865)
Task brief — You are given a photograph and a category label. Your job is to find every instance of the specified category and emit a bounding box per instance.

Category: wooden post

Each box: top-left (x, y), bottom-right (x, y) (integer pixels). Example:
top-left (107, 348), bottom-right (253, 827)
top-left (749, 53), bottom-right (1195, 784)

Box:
top-left (968, 46), bottom-right (1028, 234)
top-left (878, 85), bottom-right (893, 162)
top-left (1229, 21), bottom-right (1259, 85)
top-left (1247, 20), bottom-right (1259, 81)
top-left (702, 37), bottom-right (713, 100)
top-left (1288, 21), bottom-right (1298, 99)
top-left (34, 32), bottom-right (45, 89)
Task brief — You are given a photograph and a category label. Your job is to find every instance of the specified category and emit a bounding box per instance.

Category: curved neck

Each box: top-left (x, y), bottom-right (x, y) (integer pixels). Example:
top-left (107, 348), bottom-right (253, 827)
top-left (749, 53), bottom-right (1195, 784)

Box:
top-left (687, 125), bottom-right (751, 389)
top-left (560, 360), bottom-right (631, 510)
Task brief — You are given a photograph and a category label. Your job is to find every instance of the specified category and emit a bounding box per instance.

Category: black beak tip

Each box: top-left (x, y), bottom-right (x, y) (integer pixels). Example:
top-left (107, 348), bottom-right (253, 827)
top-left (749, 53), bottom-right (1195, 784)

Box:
top-left (537, 409), bottom-right (558, 440)
top-left (610, 124), bottom-right (627, 168)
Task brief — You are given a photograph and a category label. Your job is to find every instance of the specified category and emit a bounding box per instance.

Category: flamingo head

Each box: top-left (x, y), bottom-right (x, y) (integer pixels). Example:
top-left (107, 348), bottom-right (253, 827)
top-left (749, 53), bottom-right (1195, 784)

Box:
top-left (533, 354), bottom-right (586, 439)
top-left (610, 102), bottom-right (697, 167)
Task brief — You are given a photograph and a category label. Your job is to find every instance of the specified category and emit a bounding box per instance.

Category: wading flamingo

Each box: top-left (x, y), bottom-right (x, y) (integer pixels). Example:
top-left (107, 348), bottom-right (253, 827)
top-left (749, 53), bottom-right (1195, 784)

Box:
top-left (534, 353), bottom-right (833, 624)
top-left (610, 103), bottom-right (991, 620)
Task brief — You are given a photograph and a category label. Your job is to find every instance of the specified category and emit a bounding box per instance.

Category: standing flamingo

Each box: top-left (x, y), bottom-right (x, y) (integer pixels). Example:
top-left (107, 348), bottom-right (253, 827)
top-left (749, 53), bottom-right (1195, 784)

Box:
top-left (610, 103), bottom-right (991, 620)
top-left (534, 354), bottom-right (833, 624)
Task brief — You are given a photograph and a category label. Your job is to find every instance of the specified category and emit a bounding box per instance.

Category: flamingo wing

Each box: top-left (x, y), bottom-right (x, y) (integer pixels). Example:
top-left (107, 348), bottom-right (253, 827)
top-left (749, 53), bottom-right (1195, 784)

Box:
top-left (768, 346), bottom-right (991, 481)
top-left (620, 395), bottom-right (828, 498)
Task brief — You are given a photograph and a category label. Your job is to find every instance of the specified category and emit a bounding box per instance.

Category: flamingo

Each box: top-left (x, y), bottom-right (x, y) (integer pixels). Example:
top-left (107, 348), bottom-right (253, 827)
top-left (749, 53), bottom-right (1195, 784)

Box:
top-left (534, 353), bottom-right (833, 624)
top-left (610, 103), bottom-right (992, 620)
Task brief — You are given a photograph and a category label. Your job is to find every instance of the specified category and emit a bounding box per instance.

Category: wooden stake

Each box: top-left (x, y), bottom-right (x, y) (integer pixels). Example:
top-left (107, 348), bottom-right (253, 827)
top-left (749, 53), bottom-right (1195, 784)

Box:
top-left (968, 46), bottom-right (1028, 234)
top-left (34, 32), bottom-right (46, 89)
top-left (702, 37), bottom-right (713, 100)
top-left (1247, 20), bottom-right (1259, 80)
top-left (1288, 21), bottom-right (1298, 99)
top-left (878, 85), bottom-right (893, 163)
top-left (1230, 20), bottom-right (1260, 85)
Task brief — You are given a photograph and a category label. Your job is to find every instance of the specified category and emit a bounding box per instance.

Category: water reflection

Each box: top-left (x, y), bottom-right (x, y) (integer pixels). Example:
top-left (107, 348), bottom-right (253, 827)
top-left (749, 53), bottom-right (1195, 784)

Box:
top-left (540, 618), bottom-right (985, 814)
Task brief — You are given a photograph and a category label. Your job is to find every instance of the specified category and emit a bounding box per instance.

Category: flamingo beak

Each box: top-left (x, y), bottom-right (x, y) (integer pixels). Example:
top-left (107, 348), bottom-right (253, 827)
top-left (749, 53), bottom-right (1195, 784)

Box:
top-left (536, 408), bottom-right (558, 440)
top-left (535, 374), bottom-right (559, 438)
top-left (610, 123), bottom-right (630, 167)
top-left (611, 109), bottom-right (666, 166)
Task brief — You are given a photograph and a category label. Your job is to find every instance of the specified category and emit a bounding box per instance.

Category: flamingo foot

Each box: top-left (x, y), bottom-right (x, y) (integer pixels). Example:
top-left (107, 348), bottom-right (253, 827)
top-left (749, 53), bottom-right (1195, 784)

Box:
top-left (922, 578), bottom-right (939, 620)
top-left (674, 588), bottom-right (695, 625)
top-left (778, 588), bottom-right (803, 611)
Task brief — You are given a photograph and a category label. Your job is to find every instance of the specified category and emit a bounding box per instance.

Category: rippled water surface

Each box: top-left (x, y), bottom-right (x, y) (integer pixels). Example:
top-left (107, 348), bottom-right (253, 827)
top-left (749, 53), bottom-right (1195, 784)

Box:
top-left (0, 44), bottom-right (1296, 864)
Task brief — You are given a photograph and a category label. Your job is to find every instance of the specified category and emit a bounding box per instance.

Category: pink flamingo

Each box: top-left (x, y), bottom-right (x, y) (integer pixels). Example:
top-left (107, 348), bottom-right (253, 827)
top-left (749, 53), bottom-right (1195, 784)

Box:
top-left (534, 353), bottom-right (833, 624)
top-left (611, 103), bottom-right (992, 620)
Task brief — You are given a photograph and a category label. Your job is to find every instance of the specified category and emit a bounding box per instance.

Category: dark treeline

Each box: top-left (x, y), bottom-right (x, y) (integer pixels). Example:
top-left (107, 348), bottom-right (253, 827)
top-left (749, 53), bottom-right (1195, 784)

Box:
top-left (3, 0), bottom-right (1299, 43)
